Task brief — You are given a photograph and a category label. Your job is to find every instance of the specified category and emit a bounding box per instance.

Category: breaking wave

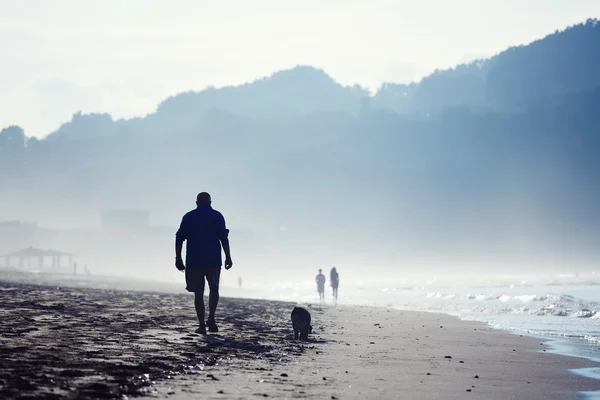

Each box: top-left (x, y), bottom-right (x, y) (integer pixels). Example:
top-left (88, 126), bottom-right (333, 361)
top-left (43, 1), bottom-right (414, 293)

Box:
top-left (402, 285), bottom-right (600, 345)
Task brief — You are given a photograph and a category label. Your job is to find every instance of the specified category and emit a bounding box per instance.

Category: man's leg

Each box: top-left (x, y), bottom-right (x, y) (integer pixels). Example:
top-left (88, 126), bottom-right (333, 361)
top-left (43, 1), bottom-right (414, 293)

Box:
top-left (208, 286), bottom-right (219, 321)
top-left (206, 267), bottom-right (221, 332)
top-left (194, 292), bottom-right (206, 330)
top-left (186, 268), bottom-right (207, 334)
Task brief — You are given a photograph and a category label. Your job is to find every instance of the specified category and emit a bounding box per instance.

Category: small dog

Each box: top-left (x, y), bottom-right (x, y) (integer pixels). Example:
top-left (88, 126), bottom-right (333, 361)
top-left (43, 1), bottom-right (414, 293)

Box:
top-left (291, 306), bottom-right (312, 341)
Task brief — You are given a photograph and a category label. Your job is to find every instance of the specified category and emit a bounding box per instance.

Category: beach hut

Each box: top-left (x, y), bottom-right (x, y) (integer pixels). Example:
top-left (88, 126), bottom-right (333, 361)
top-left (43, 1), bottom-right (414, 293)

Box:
top-left (0, 246), bottom-right (75, 272)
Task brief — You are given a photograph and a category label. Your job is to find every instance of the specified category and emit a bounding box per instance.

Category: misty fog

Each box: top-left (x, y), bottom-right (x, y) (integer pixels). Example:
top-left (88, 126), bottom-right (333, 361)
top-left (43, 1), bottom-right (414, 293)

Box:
top-left (1, 20), bottom-right (600, 291)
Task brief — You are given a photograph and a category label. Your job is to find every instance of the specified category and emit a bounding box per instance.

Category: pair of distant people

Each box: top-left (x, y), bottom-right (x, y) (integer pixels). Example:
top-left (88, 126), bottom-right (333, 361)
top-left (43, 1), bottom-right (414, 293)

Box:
top-left (316, 267), bottom-right (339, 302)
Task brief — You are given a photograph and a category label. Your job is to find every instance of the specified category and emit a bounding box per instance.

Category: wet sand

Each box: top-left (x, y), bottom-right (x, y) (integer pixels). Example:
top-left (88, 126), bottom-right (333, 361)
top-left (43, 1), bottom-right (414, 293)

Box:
top-left (1, 275), bottom-right (599, 399)
top-left (155, 307), bottom-right (600, 400)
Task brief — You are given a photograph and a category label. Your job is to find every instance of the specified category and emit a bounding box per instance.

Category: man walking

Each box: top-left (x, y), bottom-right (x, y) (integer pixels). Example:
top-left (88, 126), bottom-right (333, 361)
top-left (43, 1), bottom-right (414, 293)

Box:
top-left (316, 269), bottom-right (326, 303)
top-left (176, 192), bottom-right (233, 334)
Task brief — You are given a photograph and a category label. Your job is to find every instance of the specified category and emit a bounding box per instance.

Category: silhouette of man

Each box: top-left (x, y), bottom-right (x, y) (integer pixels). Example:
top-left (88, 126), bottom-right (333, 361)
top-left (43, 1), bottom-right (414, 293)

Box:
top-left (330, 267), bottom-right (339, 301)
top-left (316, 269), bottom-right (326, 302)
top-left (176, 192), bottom-right (233, 334)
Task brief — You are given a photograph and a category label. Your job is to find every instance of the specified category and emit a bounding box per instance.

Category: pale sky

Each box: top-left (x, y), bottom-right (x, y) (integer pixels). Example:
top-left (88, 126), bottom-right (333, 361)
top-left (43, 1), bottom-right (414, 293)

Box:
top-left (1, 0), bottom-right (599, 138)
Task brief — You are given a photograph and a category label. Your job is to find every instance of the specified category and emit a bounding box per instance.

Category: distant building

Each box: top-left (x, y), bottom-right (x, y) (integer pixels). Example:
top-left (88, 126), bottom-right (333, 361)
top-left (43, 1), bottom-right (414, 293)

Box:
top-left (1, 246), bottom-right (74, 271)
top-left (101, 209), bottom-right (150, 231)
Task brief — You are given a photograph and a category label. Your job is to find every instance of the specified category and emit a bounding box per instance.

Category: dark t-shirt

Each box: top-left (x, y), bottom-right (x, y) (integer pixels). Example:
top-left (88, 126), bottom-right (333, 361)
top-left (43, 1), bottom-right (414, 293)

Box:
top-left (176, 205), bottom-right (229, 268)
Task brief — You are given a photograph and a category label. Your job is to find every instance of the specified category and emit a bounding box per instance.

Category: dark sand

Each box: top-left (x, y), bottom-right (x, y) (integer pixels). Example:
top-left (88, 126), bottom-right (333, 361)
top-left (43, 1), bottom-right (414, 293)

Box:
top-left (1, 272), bottom-right (599, 399)
top-left (0, 278), bottom-right (317, 399)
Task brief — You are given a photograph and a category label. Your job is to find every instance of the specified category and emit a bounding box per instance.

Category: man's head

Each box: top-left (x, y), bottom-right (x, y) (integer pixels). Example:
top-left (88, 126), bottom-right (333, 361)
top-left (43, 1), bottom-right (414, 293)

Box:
top-left (196, 192), bottom-right (212, 207)
top-left (318, 269), bottom-right (322, 273)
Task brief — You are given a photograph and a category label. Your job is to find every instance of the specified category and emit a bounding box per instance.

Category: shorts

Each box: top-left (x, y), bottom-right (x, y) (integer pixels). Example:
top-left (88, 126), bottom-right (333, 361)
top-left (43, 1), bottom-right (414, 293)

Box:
top-left (185, 267), bottom-right (221, 293)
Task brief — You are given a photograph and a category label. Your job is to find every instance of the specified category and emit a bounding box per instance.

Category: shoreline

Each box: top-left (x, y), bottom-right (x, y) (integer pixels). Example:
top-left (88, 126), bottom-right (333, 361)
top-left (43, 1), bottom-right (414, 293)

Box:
top-left (2, 271), bottom-right (600, 398)
top-left (2, 267), bottom-right (600, 352)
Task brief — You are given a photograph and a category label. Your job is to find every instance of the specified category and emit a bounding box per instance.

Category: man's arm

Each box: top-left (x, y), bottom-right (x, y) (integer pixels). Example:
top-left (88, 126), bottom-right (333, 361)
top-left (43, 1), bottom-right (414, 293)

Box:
top-left (217, 213), bottom-right (233, 269)
top-left (175, 215), bottom-right (188, 270)
top-left (222, 241), bottom-right (232, 266)
top-left (175, 236), bottom-right (184, 260)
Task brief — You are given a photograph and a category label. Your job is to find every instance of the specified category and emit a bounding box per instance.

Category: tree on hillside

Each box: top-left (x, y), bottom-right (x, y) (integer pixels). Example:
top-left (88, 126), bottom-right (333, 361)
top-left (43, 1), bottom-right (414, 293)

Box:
top-left (0, 126), bottom-right (27, 182)
top-left (0, 126), bottom-right (26, 153)
top-left (46, 112), bottom-right (117, 141)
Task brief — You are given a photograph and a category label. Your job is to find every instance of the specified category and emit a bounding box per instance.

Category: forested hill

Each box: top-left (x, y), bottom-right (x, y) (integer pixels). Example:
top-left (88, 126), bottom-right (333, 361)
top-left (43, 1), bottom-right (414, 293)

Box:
top-left (1, 19), bottom-right (599, 268)
top-left (373, 18), bottom-right (600, 113)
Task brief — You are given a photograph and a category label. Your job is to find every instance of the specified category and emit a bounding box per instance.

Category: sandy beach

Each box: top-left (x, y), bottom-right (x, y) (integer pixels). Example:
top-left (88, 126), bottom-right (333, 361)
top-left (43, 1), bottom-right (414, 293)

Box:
top-left (1, 273), bottom-right (599, 399)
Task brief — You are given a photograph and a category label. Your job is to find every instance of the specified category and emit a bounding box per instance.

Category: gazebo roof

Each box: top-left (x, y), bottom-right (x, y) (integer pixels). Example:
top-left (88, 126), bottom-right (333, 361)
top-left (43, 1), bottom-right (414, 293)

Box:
top-left (1, 246), bottom-right (74, 258)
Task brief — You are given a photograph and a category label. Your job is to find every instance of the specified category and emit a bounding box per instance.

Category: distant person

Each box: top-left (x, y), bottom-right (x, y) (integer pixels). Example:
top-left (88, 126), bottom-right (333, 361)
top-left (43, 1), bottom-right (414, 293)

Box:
top-left (316, 269), bottom-right (326, 302)
top-left (73, 261), bottom-right (77, 275)
top-left (238, 276), bottom-right (242, 288)
top-left (176, 192), bottom-right (233, 334)
top-left (330, 267), bottom-right (339, 300)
